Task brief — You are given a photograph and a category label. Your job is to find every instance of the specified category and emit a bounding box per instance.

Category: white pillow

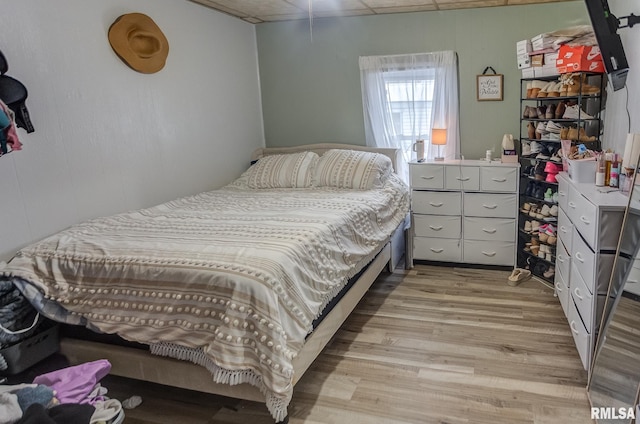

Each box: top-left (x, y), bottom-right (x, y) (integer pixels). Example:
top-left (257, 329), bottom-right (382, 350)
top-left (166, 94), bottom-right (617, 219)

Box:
top-left (246, 151), bottom-right (319, 189)
top-left (314, 149), bottom-right (392, 190)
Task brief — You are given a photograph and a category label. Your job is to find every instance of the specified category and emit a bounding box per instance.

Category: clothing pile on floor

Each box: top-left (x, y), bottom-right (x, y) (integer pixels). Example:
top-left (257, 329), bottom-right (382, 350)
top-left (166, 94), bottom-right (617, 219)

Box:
top-left (0, 360), bottom-right (124, 424)
top-left (0, 280), bottom-right (42, 351)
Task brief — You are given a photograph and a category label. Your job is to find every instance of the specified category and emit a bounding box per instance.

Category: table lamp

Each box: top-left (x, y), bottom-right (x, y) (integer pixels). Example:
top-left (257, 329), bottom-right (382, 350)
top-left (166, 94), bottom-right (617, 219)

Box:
top-left (431, 128), bottom-right (447, 161)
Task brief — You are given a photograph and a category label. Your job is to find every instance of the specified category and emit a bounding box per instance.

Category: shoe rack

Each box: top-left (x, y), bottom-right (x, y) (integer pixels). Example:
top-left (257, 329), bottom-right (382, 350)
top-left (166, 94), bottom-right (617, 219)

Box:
top-left (517, 72), bottom-right (606, 287)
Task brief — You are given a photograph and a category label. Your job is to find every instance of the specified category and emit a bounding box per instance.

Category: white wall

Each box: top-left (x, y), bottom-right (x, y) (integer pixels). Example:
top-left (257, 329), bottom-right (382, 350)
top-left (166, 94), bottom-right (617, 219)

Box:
top-left (603, 0), bottom-right (640, 152)
top-left (0, 0), bottom-right (264, 260)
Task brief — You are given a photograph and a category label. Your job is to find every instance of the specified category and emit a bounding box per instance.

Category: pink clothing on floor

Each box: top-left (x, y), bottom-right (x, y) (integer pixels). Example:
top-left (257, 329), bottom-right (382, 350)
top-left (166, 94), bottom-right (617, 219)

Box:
top-left (33, 359), bottom-right (111, 405)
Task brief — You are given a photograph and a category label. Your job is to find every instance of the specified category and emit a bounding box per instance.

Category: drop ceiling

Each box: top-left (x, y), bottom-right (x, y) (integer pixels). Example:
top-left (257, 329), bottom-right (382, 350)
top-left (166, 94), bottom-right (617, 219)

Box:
top-left (190, 0), bottom-right (578, 24)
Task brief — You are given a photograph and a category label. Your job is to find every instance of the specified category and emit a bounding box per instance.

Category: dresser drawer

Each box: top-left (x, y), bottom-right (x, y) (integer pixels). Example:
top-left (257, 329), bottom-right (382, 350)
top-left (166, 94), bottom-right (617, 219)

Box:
top-left (463, 193), bottom-right (517, 219)
top-left (463, 217), bottom-right (515, 242)
top-left (480, 166), bottom-right (518, 192)
top-left (445, 166), bottom-right (480, 191)
top-left (567, 185), bottom-right (598, 249)
top-left (412, 191), bottom-right (461, 216)
top-left (572, 227), bottom-right (615, 295)
top-left (555, 239), bottom-right (571, 285)
top-left (568, 298), bottom-right (591, 370)
top-left (555, 269), bottom-right (570, 318)
top-left (410, 165), bottom-right (444, 189)
top-left (413, 237), bottom-right (462, 262)
top-left (413, 215), bottom-right (461, 239)
top-left (570, 262), bottom-right (595, 333)
top-left (557, 207), bottom-right (573, 252)
top-left (463, 240), bottom-right (515, 266)
top-left (557, 173), bottom-right (570, 213)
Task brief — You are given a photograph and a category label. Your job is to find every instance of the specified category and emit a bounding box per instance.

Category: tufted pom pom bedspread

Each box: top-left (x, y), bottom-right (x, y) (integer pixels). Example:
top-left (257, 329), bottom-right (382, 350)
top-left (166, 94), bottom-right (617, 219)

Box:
top-left (1, 173), bottom-right (409, 421)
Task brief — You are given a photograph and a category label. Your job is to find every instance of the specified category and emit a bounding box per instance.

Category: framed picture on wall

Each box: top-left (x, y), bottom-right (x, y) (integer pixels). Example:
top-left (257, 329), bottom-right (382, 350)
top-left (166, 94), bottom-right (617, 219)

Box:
top-left (477, 74), bottom-right (503, 101)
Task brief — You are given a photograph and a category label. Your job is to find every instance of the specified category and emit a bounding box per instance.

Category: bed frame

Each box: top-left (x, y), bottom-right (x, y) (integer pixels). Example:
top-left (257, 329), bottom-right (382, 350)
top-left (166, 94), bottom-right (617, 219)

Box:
top-left (60, 144), bottom-right (405, 423)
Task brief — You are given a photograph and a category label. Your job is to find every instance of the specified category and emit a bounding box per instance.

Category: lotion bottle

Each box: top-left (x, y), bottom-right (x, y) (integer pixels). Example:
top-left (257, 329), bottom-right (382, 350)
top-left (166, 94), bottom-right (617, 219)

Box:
top-left (596, 153), bottom-right (605, 187)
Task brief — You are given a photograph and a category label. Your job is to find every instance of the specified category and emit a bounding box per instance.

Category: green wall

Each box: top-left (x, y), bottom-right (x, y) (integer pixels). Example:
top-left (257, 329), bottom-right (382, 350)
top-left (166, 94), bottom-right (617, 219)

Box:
top-left (256, 1), bottom-right (589, 160)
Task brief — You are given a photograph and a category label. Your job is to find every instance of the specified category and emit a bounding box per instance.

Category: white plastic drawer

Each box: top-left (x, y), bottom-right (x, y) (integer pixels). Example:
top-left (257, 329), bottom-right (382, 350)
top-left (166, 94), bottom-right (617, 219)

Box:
top-left (445, 166), bottom-right (480, 191)
top-left (463, 193), bottom-right (517, 219)
top-left (557, 173), bottom-right (570, 213)
top-left (413, 215), bottom-right (461, 239)
top-left (412, 191), bottom-right (461, 216)
top-left (557, 207), bottom-right (573, 253)
top-left (571, 228), bottom-right (596, 294)
top-left (413, 237), bottom-right (462, 262)
top-left (568, 298), bottom-right (591, 371)
top-left (570, 262), bottom-right (595, 334)
top-left (566, 185), bottom-right (598, 249)
top-left (463, 217), bottom-right (515, 242)
top-left (555, 269), bottom-right (570, 318)
top-left (555, 239), bottom-right (571, 286)
top-left (410, 165), bottom-right (444, 190)
top-left (480, 166), bottom-right (518, 192)
top-left (463, 240), bottom-right (515, 266)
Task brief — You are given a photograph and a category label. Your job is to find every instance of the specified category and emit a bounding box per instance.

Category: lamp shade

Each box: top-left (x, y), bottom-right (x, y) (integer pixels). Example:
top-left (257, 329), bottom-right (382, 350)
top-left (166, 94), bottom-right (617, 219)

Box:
top-left (431, 128), bottom-right (447, 146)
top-left (622, 133), bottom-right (640, 172)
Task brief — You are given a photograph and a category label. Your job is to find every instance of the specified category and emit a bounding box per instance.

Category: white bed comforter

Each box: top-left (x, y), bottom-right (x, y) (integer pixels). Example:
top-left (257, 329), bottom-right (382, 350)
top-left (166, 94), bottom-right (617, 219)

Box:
top-left (1, 173), bottom-right (409, 421)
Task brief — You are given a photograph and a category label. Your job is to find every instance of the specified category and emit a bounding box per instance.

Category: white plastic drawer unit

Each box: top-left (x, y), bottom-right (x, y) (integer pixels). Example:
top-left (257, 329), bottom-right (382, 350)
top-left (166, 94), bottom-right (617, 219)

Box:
top-left (556, 239), bottom-right (571, 285)
top-left (566, 185), bottom-right (598, 249)
top-left (556, 173), bottom-right (570, 213)
top-left (410, 165), bottom-right (444, 189)
top-left (463, 193), bottom-right (517, 219)
top-left (557, 207), bottom-right (573, 253)
top-left (568, 297), bottom-right (591, 370)
top-left (445, 166), bottom-right (480, 191)
top-left (463, 240), bottom-right (515, 266)
top-left (412, 191), bottom-right (461, 216)
top-left (555, 270), bottom-right (570, 318)
top-left (480, 166), bottom-right (518, 192)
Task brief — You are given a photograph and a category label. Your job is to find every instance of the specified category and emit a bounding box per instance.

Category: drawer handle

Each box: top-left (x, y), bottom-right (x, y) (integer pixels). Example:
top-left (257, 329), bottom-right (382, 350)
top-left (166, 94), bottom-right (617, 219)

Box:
top-left (580, 216), bottom-right (591, 225)
top-left (558, 255), bottom-right (565, 263)
top-left (482, 204), bottom-right (498, 209)
top-left (456, 177), bottom-right (471, 181)
top-left (491, 178), bottom-right (507, 182)
top-left (481, 251), bottom-right (496, 257)
top-left (557, 285), bottom-right (563, 293)
top-left (575, 252), bottom-right (585, 263)
top-left (574, 287), bottom-right (584, 300)
top-left (429, 202), bottom-right (444, 207)
top-left (429, 225), bottom-right (443, 231)
top-left (430, 248), bottom-right (444, 253)
top-left (560, 226), bottom-right (568, 233)
top-left (629, 280), bottom-right (639, 284)
top-left (482, 228), bottom-right (497, 234)
top-left (421, 175), bottom-right (435, 180)
top-left (568, 201), bottom-right (577, 209)
top-left (559, 191), bottom-right (566, 197)
top-left (570, 321), bottom-right (580, 335)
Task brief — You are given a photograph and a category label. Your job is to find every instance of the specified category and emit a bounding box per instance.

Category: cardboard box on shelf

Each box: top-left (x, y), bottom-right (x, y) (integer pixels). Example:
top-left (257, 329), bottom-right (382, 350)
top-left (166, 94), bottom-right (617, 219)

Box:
top-left (556, 45), bottom-right (605, 74)
top-left (517, 40), bottom-right (532, 55)
top-left (517, 54), bottom-right (531, 69)
top-left (531, 54), bottom-right (545, 67)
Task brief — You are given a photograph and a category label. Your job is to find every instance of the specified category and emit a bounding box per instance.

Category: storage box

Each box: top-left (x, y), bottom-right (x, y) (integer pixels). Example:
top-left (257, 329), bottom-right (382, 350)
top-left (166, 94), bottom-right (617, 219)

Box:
top-left (0, 324), bottom-right (59, 375)
top-left (567, 159), bottom-right (597, 183)
top-left (517, 54), bottom-right (531, 69)
top-left (544, 51), bottom-right (559, 65)
top-left (531, 33), bottom-right (553, 51)
top-left (521, 68), bottom-right (535, 79)
top-left (516, 39), bottom-right (532, 55)
top-left (531, 54), bottom-right (545, 67)
top-left (556, 45), bottom-right (605, 74)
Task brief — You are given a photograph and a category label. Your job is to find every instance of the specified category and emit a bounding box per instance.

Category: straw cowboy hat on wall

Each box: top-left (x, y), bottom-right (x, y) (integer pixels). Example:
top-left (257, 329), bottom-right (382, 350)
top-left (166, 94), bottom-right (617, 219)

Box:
top-left (108, 13), bottom-right (169, 74)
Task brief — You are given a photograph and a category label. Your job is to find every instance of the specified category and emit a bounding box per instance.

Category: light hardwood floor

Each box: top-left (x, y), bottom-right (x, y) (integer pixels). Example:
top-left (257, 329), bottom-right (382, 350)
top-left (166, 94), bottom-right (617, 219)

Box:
top-left (103, 264), bottom-right (593, 424)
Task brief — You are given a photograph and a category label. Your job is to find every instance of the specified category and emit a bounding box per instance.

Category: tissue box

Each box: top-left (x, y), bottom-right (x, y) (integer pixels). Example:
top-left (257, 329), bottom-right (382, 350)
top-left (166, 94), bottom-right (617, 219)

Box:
top-left (556, 45), bottom-right (605, 74)
top-left (567, 159), bottom-right (597, 183)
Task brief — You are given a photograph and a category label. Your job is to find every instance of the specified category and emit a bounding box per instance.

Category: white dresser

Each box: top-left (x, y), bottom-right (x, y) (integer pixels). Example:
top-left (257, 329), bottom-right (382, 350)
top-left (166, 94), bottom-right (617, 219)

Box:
top-left (554, 172), bottom-right (627, 371)
top-left (409, 160), bottom-right (519, 267)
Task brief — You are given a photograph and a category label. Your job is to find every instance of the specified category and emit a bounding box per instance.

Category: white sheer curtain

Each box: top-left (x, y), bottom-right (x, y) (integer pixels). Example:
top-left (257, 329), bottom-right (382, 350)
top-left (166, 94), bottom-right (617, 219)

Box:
top-left (359, 51), bottom-right (459, 182)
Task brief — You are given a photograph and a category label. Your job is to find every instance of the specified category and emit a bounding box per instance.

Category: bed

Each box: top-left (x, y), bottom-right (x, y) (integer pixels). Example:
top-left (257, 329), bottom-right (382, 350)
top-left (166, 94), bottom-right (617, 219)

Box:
top-left (0, 143), bottom-right (410, 423)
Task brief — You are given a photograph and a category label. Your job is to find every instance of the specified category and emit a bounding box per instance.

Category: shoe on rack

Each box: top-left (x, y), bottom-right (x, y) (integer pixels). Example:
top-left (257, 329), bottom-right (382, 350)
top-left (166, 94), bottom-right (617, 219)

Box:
top-left (545, 103), bottom-right (556, 119)
top-left (530, 141), bottom-right (543, 154)
top-left (540, 204), bottom-right (551, 217)
top-left (545, 121), bottom-right (562, 134)
top-left (567, 127), bottom-right (579, 141)
top-left (544, 188), bottom-right (553, 202)
top-left (545, 172), bottom-right (558, 183)
top-left (537, 121), bottom-right (549, 135)
top-left (547, 234), bottom-right (557, 245)
top-left (563, 104), bottom-right (595, 120)
top-left (529, 80), bottom-right (548, 98)
top-left (548, 82), bottom-right (563, 97)
top-left (527, 122), bottom-right (536, 140)
top-left (537, 106), bottom-right (547, 119)
top-left (549, 204), bottom-right (558, 216)
top-left (555, 101), bottom-right (566, 119)
top-left (522, 140), bottom-right (532, 156)
top-left (537, 82), bottom-right (554, 98)
top-left (552, 191), bottom-right (559, 203)
top-left (543, 266), bottom-right (555, 279)
top-left (536, 152), bottom-right (551, 160)
top-left (524, 220), bottom-right (532, 233)
top-left (578, 127), bottom-right (597, 142)
top-left (550, 152), bottom-right (562, 163)
top-left (544, 161), bottom-right (560, 174)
